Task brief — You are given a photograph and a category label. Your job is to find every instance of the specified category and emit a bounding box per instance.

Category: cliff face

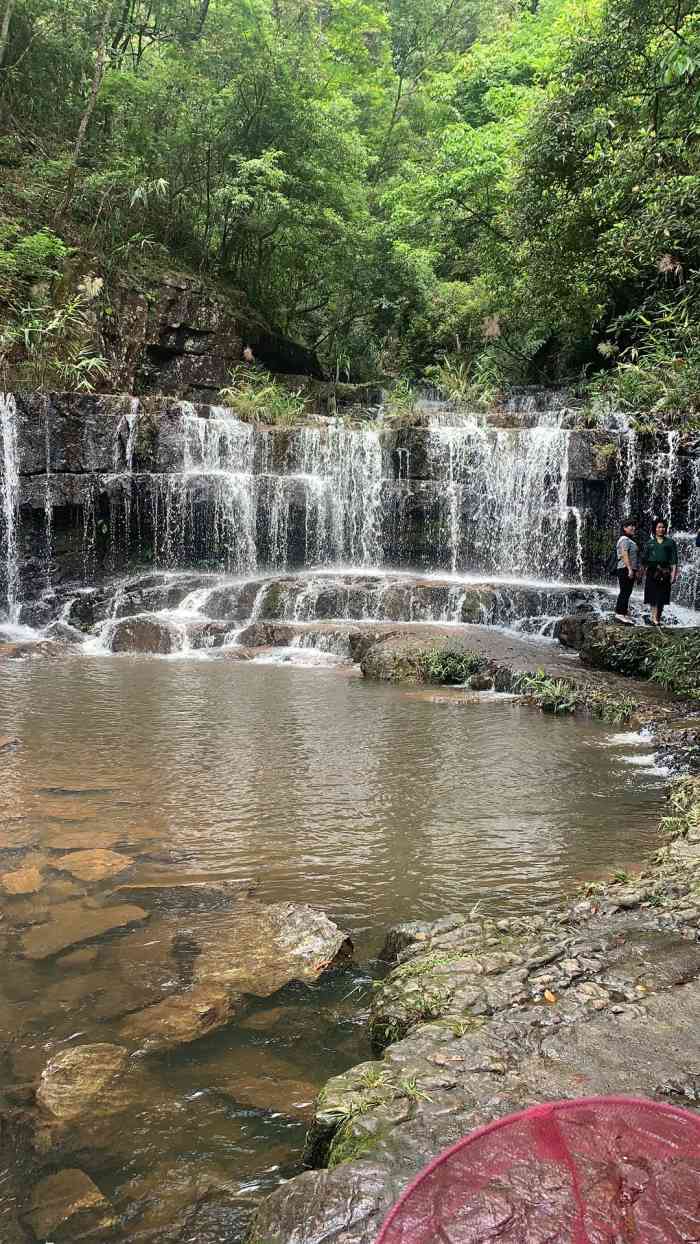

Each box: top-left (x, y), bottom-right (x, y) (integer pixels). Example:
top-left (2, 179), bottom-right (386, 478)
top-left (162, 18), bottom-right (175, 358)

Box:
top-left (98, 274), bottom-right (323, 398)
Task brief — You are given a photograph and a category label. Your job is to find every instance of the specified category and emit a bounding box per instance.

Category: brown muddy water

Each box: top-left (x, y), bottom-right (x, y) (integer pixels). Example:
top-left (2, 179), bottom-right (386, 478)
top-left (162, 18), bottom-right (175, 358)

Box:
top-left (0, 656), bottom-right (667, 1241)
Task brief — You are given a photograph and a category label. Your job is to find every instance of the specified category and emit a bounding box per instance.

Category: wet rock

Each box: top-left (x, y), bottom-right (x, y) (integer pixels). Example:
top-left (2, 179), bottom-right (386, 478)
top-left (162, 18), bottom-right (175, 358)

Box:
top-left (0, 639), bottom-right (65, 659)
top-left (44, 620), bottom-right (86, 645)
top-left (192, 900), bottom-right (353, 996)
top-left (119, 983), bottom-right (241, 1052)
top-left (20, 900), bottom-right (149, 959)
top-left (378, 916), bottom-right (466, 964)
top-left (32, 1041), bottom-right (157, 1165)
top-left (360, 633), bottom-right (484, 684)
top-left (554, 613), bottom-right (591, 650)
top-left (111, 573), bottom-right (213, 618)
top-left (54, 848), bottom-right (133, 882)
top-left (108, 615), bottom-right (183, 654)
top-left (113, 1160), bottom-right (244, 1244)
top-left (110, 877), bottom-right (255, 912)
top-left (1, 864), bottom-right (43, 895)
top-left (252, 1163), bottom-right (392, 1244)
top-left (24, 1169), bottom-right (115, 1242)
top-left (36, 1043), bottom-right (130, 1120)
top-left (469, 672), bottom-right (493, 691)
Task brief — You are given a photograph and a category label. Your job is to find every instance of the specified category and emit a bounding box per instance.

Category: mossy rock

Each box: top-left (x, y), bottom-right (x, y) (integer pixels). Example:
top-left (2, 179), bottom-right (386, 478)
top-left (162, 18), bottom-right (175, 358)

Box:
top-left (360, 634), bottom-right (486, 685)
top-left (579, 622), bottom-right (699, 679)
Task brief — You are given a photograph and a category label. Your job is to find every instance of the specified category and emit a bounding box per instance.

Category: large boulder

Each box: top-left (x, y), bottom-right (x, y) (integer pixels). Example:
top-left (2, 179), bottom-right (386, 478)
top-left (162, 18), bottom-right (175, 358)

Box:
top-left (571, 620), bottom-right (699, 677)
top-left (107, 615), bottom-right (183, 654)
top-left (103, 274), bottom-right (323, 398)
top-left (360, 632), bottom-right (485, 684)
top-left (192, 900), bottom-right (353, 996)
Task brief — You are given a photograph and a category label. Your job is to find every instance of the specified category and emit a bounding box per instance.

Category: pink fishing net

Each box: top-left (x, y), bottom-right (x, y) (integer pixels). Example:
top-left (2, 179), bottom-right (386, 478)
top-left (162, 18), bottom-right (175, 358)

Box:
top-left (375, 1096), bottom-right (700, 1243)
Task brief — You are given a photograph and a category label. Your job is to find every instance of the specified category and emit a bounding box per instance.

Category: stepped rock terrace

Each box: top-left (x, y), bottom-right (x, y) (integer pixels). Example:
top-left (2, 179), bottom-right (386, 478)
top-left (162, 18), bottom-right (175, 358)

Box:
top-left (2, 391), bottom-right (699, 630)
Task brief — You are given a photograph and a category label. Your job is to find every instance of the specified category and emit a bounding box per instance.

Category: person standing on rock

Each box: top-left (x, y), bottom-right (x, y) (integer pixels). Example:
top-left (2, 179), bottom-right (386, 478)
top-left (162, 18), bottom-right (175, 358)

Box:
top-left (642, 518), bottom-right (679, 626)
top-left (614, 518), bottom-right (639, 625)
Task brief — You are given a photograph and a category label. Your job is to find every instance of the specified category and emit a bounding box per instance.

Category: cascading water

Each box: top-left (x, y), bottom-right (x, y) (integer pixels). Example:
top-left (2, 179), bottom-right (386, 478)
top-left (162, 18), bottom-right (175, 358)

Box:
top-left (675, 456), bottom-right (700, 610)
top-left (144, 410), bottom-right (384, 574)
top-left (0, 392), bottom-right (20, 620)
top-left (4, 387), bottom-right (700, 629)
top-left (427, 412), bottom-right (579, 579)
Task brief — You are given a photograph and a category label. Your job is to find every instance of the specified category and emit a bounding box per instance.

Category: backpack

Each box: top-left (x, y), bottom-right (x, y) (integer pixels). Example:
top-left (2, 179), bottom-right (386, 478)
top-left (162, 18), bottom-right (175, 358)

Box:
top-left (604, 545), bottom-right (619, 577)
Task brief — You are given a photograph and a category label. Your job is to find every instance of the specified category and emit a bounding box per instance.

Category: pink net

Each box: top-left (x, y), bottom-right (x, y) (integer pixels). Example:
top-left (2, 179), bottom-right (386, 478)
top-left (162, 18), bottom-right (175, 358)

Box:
top-left (375, 1096), bottom-right (700, 1243)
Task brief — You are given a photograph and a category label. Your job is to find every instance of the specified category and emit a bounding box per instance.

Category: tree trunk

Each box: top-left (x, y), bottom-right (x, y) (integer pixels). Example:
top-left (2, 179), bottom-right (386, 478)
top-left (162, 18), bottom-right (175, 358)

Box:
top-left (0, 0), bottom-right (16, 69)
top-left (60, 1), bottom-right (114, 211)
top-left (72, 2), bottom-right (114, 166)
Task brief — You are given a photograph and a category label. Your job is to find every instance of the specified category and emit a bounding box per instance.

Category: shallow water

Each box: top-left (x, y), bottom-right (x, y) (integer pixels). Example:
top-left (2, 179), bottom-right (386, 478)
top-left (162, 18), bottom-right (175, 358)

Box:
top-left (0, 658), bottom-right (666, 1240)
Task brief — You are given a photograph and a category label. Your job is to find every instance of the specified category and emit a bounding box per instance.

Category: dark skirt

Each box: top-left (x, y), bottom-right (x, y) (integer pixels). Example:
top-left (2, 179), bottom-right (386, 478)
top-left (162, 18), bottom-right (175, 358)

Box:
top-left (644, 567), bottom-right (672, 608)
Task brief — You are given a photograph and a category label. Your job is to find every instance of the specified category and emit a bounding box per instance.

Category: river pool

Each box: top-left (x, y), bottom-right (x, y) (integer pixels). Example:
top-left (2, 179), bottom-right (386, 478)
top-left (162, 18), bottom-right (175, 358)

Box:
top-left (0, 655), bottom-right (667, 1242)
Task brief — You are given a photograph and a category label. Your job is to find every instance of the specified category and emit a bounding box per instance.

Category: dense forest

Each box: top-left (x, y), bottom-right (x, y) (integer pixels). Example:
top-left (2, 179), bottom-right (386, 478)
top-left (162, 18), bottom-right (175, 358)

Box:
top-left (0, 0), bottom-right (698, 413)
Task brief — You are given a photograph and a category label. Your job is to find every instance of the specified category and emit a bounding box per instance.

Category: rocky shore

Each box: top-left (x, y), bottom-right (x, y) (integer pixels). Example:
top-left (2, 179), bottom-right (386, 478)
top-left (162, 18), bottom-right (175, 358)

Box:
top-left (252, 752), bottom-right (700, 1244)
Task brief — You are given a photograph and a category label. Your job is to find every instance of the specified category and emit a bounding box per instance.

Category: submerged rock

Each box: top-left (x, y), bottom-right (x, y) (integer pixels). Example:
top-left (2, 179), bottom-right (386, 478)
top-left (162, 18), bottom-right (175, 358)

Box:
top-left (24, 1168), bottom-right (115, 1242)
top-left (32, 1041), bottom-right (158, 1166)
top-left (113, 1160), bottom-right (247, 1244)
top-left (110, 877), bottom-right (255, 912)
top-left (108, 615), bottom-right (183, 654)
top-left (36, 1043), bottom-right (130, 1122)
top-left (1, 864), bottom-right (43, 895)
top-left (119, 984), bottom-right (242, 1053)
top-left (43, 828), bottom-right (125, 850)
top-left (192, 900), bottom-right (353, 996)
top-left (0, 733), bottom-right (20, 751)
top-left (54, 848), bottom-right (133, 882)
top-left (20, 900), bottom-right (149, 959)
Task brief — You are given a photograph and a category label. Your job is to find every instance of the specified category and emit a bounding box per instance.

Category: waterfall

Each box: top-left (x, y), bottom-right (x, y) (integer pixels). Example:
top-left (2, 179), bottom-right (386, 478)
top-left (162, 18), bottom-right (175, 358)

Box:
top-left (427, 414), bottom-right (578, 579)
top-left (647, 431), bottom-right (679, 528)
top-left (292, 425), bottom-right (383, 565)
top-left (0, 393), bottom-right (20, 620)
top-left (675, 456), bottom-right (700, 610)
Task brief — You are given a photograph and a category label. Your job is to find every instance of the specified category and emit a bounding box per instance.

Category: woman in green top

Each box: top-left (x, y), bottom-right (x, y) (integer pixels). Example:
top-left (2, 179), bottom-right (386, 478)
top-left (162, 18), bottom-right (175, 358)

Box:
top-left (642, 519), bottom-right (679, 625)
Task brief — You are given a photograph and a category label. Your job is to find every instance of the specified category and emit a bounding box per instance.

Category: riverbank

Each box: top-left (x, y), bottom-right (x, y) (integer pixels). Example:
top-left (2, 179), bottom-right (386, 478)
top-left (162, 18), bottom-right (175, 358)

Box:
top-left (252, 743), bottom-right (700, 1243)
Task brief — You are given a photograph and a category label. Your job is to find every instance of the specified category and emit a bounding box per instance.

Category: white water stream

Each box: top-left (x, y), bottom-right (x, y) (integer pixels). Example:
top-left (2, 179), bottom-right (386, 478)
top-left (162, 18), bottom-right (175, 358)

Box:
top-left (0, 392), bottom-right (20, 621)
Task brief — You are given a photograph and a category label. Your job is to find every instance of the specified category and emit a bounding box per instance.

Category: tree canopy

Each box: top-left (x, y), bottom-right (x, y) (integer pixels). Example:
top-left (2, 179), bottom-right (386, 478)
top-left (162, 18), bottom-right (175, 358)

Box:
top-left (0, 0), bottom-right (698, 408)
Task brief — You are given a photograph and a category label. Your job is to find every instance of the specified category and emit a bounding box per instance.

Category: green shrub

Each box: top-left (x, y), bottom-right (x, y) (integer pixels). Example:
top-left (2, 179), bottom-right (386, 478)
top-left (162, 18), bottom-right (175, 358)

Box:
top-left (650, 634), bottom-right (700, 700)
top-left (383, 378), bottom-right (418, 421)
top-left (422, 648), bottom-right (486, 684)
top-left (11, 229), bottom-right (71, 281)
top-left (220, 365), bottom-right (308, 427)
top-left (512, 671), bottom-right (579, 714)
